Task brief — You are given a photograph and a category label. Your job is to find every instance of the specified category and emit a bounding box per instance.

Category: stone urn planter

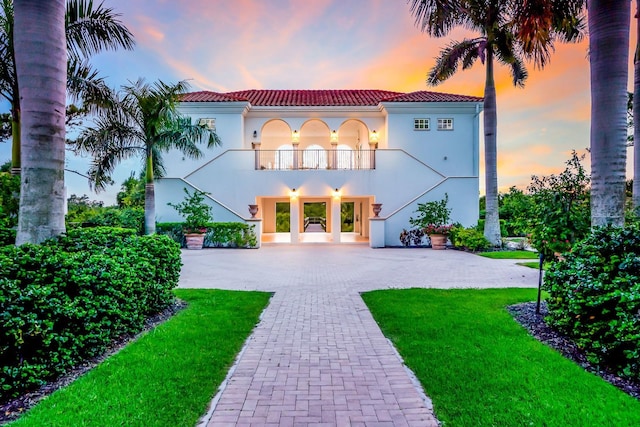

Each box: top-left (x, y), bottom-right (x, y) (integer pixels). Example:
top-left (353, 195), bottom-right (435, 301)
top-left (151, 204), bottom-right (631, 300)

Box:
top-left (185, 233), bottom-right (205, 250)
top-left (248, 204), bottom-right (259, 218)
top-left (372, 203), bottom-right (382, 217)
top-left (428, 233), bottom-right (447, 250)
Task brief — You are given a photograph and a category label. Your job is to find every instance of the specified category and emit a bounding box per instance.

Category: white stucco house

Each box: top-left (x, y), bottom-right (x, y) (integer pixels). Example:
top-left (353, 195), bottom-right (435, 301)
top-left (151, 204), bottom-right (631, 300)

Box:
top-left (155, 89), bottom-right (483, 247)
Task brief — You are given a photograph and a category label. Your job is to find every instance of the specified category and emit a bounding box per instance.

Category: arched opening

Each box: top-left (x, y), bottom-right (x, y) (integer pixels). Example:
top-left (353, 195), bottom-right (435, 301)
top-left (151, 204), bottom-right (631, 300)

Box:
top-left (261, 119), bottom-right (292, 150)
top-left (303, 144), bottom-right (327, 169)
top-left (299, 119), bottom-right (330, 150)
top-left (337, 120), bottom-right (369, 150)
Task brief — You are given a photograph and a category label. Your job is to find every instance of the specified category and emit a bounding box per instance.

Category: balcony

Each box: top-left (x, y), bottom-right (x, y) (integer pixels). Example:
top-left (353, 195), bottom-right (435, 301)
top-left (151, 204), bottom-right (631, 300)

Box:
top-left (254, 149), bottom-right (376, 170)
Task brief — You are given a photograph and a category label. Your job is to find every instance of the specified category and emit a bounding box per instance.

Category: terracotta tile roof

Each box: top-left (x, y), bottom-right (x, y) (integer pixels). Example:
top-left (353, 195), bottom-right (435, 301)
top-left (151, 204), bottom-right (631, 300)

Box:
top-left (179, 89), bottom-right (482, 105)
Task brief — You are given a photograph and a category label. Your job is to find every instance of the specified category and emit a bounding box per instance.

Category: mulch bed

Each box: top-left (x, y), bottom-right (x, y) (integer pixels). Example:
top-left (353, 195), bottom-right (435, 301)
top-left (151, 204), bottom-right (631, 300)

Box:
top-left (0, 300), bottom-right (187, 425)
top-left (508, 301), bottom-right (640, 400)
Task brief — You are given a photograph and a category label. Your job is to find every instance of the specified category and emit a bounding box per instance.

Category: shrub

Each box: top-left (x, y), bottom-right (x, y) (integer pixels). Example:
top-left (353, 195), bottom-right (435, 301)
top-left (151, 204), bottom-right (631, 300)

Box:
top-left (0, 228), bottom-right (181, 399)
top-left (399, 228), bottom-right (426, 246)
top-left (156, 222), bottom-right (258, 248)
top-left (543, 225), bottom-right (640, 379)
top-left (81, 207), bottom-right (144, 234)
top-left (451, 227), bottom-right (491, 251)
top-left (0, 227), bottom-right (16, 246)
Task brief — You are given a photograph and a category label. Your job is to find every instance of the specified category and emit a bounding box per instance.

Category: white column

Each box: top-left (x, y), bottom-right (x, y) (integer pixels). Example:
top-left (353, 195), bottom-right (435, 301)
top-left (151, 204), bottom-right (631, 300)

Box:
top-left (331, 197), bottom-right (341, 243)
top-left (290, 197), bottom-right (300, 243)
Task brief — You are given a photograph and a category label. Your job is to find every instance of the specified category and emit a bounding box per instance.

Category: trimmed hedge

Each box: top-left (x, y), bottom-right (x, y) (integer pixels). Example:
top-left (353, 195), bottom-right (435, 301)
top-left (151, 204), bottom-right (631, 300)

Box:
top-left (543, 225), bottom-right (640, 379)
top-left (157, 222), bottom-right (258, 248)
top-left (0, 227), bottom-right (16, 246)
top-left (0, 227), bottom-right (182, 399)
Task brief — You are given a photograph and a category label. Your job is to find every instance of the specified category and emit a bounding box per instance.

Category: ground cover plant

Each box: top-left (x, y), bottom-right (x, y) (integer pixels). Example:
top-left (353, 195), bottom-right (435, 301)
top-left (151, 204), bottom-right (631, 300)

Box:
top-left (362, 288), bottom-right (640, 427)
top-left (4, 289), bottom-right (271, 427)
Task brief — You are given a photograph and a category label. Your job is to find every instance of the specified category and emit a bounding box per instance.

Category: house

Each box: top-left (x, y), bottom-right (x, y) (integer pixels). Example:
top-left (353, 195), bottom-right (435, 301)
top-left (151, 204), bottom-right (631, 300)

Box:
top-left (155, 89), bottom-right (483, 247)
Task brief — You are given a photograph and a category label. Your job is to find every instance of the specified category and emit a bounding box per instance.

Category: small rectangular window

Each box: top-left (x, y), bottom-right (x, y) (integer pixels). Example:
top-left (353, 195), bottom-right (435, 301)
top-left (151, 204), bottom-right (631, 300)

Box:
top-left (198, 118), bottom-right (216, 130)
top-left (437, 118), bottom-right (453, 130)
top-left (414, 118), bottom-right (430, 131)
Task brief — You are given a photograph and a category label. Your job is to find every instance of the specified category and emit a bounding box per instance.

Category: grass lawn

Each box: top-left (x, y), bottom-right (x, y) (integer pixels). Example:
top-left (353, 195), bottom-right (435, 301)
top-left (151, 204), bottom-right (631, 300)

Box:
top-left (517, 260), bottom-right (549, 269)
top-left (8, 289), bottom-right (271, 427)
top-left (362, 288), bottom-right (640, 427)
top-left (478, 250), bottom-right (539, 259)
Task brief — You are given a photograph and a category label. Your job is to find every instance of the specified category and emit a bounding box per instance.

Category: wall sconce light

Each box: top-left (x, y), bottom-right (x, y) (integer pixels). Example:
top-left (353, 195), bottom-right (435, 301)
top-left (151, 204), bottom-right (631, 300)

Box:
top-left (253, 130), bottom-right (257, 139)
top-left (330, 130), bottom-right (338, 143)
top-left (290, 188), bottom-right (299, 199)
top-left (370, 130), bottom-right (379, 143)
top-left (332, 187), bottom-right (341, 198)
top-left (292, 130), bottom-right (300, 143)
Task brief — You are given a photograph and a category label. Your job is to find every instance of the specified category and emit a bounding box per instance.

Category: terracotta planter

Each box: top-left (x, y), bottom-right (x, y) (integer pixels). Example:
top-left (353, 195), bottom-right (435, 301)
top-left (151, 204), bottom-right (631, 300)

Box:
top-left (429, 233), bottom-right (447, 250)
top-left (185, 233), bottom-right (205, 250)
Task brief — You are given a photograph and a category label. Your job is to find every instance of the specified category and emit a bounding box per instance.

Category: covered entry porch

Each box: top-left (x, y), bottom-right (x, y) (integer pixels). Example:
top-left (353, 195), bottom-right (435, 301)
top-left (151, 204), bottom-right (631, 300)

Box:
top-left (258, 195), bottom-right (373, 244)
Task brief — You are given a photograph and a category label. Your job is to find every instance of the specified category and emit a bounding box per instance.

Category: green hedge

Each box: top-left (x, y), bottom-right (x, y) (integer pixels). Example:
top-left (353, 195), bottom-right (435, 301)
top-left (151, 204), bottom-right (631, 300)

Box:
top-left (0, 227), bottom-right (16, 246)
top-left (157, 222), bottom-right (258, 248)
top-left (543, 225), bottom-right (640, 380)
top-left (0, 227), bottom-right (182, 399)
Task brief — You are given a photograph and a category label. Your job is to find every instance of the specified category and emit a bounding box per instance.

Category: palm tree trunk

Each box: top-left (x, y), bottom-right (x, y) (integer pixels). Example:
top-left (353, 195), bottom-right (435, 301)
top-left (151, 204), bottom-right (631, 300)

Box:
top-left (14, 0), bottom-right (67, 244)
top-left (10, 105), bottom-right (20, 175)
top-left (144, 150), bottom-right (156, 235)
top-left (633, 0), bottom-right (640, 211)
top-left (483, 48), bottom-right (501, 246)
top-left (589, 0), bottom-right (630, 227)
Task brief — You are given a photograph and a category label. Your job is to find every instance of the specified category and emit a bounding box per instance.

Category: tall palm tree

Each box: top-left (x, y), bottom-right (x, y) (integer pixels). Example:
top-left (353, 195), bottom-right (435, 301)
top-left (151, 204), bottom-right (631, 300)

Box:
top-left (0, 0), bottom-right (134, 175)
top-left (13, 0), bottom-right (67, 244)
top-left (589, 0), bottom-right (630, 226)
top-left (72, 79), bottom-right (222, 235)
top-left (409, 0), bottom-right (584, 245)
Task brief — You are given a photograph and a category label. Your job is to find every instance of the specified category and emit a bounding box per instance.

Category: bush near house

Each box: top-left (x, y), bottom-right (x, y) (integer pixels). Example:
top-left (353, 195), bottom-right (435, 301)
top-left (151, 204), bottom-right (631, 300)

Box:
top-left (450, 226), bottom-right (491, 251)
top-left (0, 227), bottom-right (181, 400)
top-left (544, 225), bottom-right (640, 380)
top-left (157, 222), bottom-right (258, 248)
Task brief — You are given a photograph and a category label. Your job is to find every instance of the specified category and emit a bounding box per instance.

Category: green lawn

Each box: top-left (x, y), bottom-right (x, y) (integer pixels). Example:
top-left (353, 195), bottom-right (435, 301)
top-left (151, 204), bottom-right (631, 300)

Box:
top-left (9, 289), bottom-right (271, 427)
top-left (478, 250), bottom-right (539, 259)
top-left (362, 288), bottom-right (640, 427)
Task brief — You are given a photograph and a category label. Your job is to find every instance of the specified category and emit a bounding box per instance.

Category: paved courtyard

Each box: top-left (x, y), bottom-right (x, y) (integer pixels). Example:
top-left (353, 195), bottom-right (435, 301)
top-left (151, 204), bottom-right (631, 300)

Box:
top-left (181, 244), bottom-right (539, 427)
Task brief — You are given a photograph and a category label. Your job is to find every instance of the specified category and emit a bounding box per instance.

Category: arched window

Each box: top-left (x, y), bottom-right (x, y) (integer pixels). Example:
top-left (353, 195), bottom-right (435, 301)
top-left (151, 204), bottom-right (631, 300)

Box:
top-left (303, 144), bottom-right (327, 169)
top-left (275, 144), bottom-right (294, 169)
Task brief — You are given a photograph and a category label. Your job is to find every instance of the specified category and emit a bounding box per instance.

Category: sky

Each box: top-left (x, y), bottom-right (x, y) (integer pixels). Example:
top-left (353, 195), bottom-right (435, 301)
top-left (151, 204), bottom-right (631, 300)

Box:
top-left (0, 0), bottom-right (635, 205)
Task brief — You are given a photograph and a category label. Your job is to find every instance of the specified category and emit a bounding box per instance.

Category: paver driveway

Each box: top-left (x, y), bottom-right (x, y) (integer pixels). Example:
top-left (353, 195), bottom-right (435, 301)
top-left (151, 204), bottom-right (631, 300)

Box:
top-left (181, 245), bottom-right (539, 427)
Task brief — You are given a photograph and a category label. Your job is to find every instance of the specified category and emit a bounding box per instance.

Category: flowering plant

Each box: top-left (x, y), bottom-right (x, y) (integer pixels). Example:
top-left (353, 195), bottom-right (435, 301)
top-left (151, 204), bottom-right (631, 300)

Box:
top-left (423, 224), bottom-right (454, 236)
top-left (409, 194), bottom-right (453, 235)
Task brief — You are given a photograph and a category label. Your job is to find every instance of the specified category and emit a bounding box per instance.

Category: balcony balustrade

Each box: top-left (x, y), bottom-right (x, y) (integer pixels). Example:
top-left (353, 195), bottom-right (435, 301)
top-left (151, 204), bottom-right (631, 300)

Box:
top-left (254, 149), bottom-right (375, 170)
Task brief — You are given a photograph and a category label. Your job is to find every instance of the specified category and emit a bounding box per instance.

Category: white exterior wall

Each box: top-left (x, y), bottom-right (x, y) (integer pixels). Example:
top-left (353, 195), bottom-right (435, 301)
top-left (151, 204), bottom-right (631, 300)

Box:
top-left (156, 99), bottom-right (482, 246)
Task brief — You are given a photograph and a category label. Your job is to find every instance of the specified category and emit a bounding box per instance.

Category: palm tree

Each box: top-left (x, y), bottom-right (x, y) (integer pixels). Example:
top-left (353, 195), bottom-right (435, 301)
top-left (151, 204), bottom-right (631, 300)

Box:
top-left (0, 0), bottom-right (134, 175)
top-left (13, 0), bottom-right (67, 244)
top-left (589, 0), bottom-right (630, 226)
top-left (409, 0), bottom-right (584, 245)
top-left (72, 79), bottom-right (222, 235)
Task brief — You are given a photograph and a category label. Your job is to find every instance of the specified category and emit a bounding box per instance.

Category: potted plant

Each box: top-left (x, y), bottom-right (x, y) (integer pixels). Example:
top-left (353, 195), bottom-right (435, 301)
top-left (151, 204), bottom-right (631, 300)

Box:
top-left (409, 194), bottom-right (452, 250)
top-left (168, 188), bottom-right (213, 249)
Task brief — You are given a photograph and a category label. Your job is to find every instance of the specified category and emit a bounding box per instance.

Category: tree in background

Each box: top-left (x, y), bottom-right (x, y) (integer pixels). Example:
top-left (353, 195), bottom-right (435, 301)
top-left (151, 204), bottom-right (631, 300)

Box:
top-left (408, 0), bottom-right (585, 246)
top-left (0, 0), bottom-right (134, 175)
top-left (527, 151), bottom-right (591, 259)
top-left (72, 79), bottom-right (221, 235)
top-left (116, 172), bottom-right (145, 208)
top-left (588, 0), bottom-right (630, 226)
top-left (13, 0), bottom-right (67, 244)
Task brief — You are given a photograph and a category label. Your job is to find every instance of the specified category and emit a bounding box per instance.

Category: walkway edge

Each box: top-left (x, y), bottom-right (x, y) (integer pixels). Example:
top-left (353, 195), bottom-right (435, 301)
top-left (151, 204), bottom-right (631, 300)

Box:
top-left (196, 296), bottom-right (273, 427)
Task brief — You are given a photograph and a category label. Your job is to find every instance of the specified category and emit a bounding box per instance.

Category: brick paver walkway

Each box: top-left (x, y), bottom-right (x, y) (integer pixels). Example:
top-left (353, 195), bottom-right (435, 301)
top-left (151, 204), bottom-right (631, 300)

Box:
top-left (181, 245), bottom-right (538, 427)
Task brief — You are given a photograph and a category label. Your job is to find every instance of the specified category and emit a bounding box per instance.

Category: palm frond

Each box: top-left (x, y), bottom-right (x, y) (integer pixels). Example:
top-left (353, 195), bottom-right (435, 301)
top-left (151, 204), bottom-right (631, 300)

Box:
top-left (0, 0), bottom-right (15, 103)
top-left (427, 38), bottom-right (484, 86)
top-left (67, 59), bottom-right (114, 112)
top-left (408, 0), bottom-right (464, 37)
top-left (493, 28), bottom-right (528, 87)
top-left (65, 0), bottom-right (135, 62)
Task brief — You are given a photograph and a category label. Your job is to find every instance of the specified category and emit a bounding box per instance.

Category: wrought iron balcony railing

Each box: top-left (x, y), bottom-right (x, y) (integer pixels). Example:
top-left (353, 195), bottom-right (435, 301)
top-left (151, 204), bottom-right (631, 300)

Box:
top-left (255, 149), bottom-right (375, 170)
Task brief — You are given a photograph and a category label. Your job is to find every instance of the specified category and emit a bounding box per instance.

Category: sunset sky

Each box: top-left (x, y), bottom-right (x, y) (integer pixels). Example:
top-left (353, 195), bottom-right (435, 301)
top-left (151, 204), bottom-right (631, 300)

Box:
top-left (1, 1), bottom-right (636, 204)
